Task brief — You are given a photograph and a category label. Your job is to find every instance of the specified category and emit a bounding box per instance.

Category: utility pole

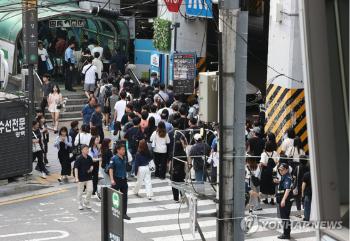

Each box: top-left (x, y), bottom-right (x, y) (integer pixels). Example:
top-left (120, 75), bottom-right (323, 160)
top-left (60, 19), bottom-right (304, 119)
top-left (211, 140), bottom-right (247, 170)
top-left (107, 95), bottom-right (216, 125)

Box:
top-left (22, 0), bottom-right (38, 160)
top-left (218, 0), bottom-right (247, 240)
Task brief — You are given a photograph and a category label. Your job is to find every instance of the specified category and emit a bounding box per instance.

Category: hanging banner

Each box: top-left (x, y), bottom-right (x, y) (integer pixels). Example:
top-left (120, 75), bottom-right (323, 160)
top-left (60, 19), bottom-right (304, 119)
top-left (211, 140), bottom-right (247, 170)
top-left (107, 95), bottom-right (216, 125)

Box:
top-left (185, 0), bottom-right (213, 18)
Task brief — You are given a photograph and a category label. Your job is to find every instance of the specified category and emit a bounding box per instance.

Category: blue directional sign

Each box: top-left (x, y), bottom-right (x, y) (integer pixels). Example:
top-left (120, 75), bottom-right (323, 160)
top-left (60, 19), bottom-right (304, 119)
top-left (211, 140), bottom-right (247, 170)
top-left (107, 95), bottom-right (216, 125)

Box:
top-left (185, 0), bottom-right (213, 18)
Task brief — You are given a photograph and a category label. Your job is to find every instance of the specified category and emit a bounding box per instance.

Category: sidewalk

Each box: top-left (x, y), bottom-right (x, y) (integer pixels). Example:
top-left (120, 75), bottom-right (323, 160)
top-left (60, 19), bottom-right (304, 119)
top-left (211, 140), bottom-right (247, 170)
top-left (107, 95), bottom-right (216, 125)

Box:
top-left (1, 121), bottom-right (112, 198)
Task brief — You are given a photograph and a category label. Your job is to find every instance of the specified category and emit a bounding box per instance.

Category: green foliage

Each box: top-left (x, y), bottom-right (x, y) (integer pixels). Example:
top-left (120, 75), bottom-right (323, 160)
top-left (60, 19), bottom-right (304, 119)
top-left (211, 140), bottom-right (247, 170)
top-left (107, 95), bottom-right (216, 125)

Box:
top-left (153, 17), bottom-right (171, 52)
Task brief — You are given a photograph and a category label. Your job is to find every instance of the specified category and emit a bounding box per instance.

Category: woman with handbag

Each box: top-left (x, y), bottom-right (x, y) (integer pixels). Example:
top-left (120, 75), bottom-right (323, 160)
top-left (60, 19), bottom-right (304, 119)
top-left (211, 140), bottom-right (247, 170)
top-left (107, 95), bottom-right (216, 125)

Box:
top-left (88, 136), bottom-right (101, 198)
top-left (133, 140), bottom-right (153, 199)
top-left (32, 120), bottom-right (49, 179)
top-left (150, 121), bottom-right (170, 179)
top-left (54, 127), bottom-right (73, 183)
top-left (246, 155), bottom-right (262, 212)
top-left (48, 84), bottom-right (63, 133)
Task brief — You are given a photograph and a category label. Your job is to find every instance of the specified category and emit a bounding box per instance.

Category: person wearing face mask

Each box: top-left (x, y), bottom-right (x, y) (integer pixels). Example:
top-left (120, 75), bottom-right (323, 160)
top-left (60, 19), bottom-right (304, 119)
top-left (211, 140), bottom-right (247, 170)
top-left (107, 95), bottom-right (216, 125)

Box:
top-left (54, 127), bottom-right (73, 184)
top-left (48, 84), bottom-right (63, 133)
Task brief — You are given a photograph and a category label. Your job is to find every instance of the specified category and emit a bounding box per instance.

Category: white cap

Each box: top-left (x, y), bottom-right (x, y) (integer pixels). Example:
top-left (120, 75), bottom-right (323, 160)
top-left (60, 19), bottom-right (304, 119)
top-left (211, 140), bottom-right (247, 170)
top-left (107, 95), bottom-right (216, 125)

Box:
top-left (194, 133), bottom-right (202, 141)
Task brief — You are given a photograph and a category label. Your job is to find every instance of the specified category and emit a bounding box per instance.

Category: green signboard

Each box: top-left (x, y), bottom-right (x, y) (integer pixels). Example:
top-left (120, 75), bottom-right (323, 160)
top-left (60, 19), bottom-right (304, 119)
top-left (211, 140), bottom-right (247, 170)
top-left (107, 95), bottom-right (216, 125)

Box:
top-left (101, 187), bottom-right (124, 241)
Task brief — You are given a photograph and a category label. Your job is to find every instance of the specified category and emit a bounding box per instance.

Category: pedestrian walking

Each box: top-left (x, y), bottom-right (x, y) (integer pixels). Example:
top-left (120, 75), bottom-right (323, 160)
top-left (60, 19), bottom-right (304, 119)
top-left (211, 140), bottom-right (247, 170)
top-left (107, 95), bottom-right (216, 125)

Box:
top-left (133, 140), bottom-right (153, 199)
top-left (88, 136), bottom-right (101, 197)
top-left (144, 116), bottom-right (156, 142)
top-left (286, 136), bottom-right (305, 164)
top-left (280, 128), bottom-right (296, 155)
top-left (74, 145), bottom-right (94, 210)
top-left (38, 41), bottom-right (52, 77)
top-left (82, 96), bottom-right (97, 125)
top-left (101, 138), bottom-right (113, 186)
top-left (108, 143), bottom-right (131, 220)
top-left (47, 84), bottom-right (63, 133)
top-left (37, 115), bottom-right (50, 166)
top-left (82, 57), bottom-right (97, 98)
top-left (275, 163), bottom-right (294, 239)
top-left (90, 104), bottom-right (104, 142)
top-left (113, 91), bottom-right (127, 124)
top-left (150, 121), bottom-right (170, 179)
top-left (189, 133), bottom-right (211, 182)
top-left (32, 120), bottom-right (49, 179)
top-left (69, 120), bottom-right (80, 163)
top-left (54, 127), bottom-right (73, 184)
top-left (171, 140), bottom-right (187, 203)
top-left (259, 141), bottom-right (279, 205)
top-left (40, 74), bottom-right (53, 114)
top-left (245, 155), bottom-right (262, 212)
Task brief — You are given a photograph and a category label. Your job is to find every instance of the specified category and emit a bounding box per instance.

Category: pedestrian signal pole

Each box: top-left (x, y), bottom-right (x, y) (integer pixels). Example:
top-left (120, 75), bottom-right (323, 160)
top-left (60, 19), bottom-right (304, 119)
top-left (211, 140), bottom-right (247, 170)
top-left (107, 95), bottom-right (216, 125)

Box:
top-left (22, 0), bottom-right (38, 127)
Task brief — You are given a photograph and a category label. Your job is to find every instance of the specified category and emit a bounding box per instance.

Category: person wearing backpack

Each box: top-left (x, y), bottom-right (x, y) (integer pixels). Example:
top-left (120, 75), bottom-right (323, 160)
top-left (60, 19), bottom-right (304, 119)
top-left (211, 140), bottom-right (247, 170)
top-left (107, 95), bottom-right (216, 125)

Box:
top-left (100, 79), bottom-right (113, 128)
top-left (245, 155), bottom-right (262, 212)
top-left (286, 136), bottom-right (305, 169)
top-left (259, 141), bottom-right (279, 205)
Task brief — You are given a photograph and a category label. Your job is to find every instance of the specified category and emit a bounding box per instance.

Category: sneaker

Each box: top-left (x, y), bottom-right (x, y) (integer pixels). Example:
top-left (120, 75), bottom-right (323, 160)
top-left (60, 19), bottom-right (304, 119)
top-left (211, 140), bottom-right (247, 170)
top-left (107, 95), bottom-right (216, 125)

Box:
top-left (263, 199), bottom-right (269, 204)
top-left (58, 178), bottom-right (62, 184)
top-left (45, 164), bottom-right (51, 167)
top-left (84, 203), bottom-right (92, 209)
top-left (123, 215), bottom-right (131, 220)
top-left (91, 194), bottom-right (98, 199)
top-left (41, 172), bottom-right (47, 179)
top-left (78, 205), bottom-right (84, 210)
top-left (254, 207), bottom-right (263, 211)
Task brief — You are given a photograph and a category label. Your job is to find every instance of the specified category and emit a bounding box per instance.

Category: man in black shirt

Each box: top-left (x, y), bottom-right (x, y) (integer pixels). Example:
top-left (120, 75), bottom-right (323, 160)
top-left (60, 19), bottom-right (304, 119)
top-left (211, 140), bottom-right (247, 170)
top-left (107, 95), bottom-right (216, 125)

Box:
top-left (40, 74), bottom-right (53, 113)
top-left (74, 145), bottom-right (94, 210)
top-left (124, 117), bottom-right (143, 176)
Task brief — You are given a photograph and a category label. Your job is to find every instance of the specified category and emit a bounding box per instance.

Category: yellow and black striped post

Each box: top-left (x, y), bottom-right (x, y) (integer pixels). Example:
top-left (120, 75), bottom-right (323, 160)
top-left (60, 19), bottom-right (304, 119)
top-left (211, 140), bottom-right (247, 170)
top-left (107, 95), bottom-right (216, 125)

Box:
top-left (265, 84), bottom-right (308, 153)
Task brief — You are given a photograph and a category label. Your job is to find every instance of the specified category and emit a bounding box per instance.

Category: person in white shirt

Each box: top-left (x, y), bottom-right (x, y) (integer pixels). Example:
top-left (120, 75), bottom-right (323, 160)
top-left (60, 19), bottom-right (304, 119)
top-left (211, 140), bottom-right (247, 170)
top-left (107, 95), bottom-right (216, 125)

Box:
top-left (92, 52), bottom-right (103, 81)
top-left (74, 124), bottom-right (92, 147)
top-left (154, 83), bottom-right (169, 104)
top-left (82, 57), bottom-right (98, 98)
top-left (150, 121), bottom-right (170, 179)
top-left (259, 141), bottom-right (280, 205)
top-left (246, 155), bottom-right (262, 211)
top-left (91, 42), bottom-right (103, 60)
top-left (280, 128), bottom-right (296, 154)
top-left (148, 104), bottom-right (161, 126)
top-left (114, 91), bottom-right (127, 123)
top-left (285, 136), bottom-right (305, 162)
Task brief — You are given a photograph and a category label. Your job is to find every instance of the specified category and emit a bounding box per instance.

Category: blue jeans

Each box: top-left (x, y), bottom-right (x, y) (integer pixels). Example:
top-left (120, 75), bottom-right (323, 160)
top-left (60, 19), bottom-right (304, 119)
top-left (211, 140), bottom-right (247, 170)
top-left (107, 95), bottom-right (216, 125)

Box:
top-left (303, 195), bottom-right (312, 221)
top-left (195, 169), bottom-right (205, 182)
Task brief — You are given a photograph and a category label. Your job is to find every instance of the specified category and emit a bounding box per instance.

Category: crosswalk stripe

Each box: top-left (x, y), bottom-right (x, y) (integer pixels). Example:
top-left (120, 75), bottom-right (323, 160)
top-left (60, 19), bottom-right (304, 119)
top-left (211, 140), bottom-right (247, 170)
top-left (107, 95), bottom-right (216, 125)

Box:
top-left (137, 220), bottom-right (216, 233)
top-left (127, 179), bottom-right (170, 187)
top-left (128, 186), bottom-right (172, 195)
top-left (127, 200), bottom-right (215, 214)
top-left (128, 195), bottom-right (174, 204)
top-left (125, 209), bottom-right (216, 224)
top-left (152, 231), bottom-right (216, 241)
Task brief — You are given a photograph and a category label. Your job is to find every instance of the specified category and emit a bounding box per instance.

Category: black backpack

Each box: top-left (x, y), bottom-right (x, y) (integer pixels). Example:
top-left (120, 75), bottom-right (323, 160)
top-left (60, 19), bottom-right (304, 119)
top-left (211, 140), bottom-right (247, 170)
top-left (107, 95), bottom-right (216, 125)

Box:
top-left (104, 85), bottom-right (112, 98)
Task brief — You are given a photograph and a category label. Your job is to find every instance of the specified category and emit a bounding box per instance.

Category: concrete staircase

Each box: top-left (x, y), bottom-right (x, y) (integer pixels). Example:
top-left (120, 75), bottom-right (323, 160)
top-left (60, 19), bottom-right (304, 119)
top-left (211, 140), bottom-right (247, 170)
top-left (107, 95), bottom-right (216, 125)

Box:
top-left (44, 86), bottom-right (86, 123)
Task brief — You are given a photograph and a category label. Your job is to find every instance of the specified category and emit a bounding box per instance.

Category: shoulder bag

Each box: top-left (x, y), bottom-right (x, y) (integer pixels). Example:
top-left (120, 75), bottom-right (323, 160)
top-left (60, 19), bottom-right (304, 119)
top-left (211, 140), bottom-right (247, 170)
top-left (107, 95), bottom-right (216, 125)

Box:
top-left (72, 133), bottom-right (82, 156)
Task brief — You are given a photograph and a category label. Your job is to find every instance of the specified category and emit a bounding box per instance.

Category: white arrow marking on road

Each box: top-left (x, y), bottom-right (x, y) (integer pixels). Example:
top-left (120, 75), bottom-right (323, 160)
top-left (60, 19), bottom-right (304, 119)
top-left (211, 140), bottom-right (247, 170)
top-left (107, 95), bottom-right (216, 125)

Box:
top-left (53, 217), bottom-right (78, 223)
top-left (0, 230), bottom-right (69, 240)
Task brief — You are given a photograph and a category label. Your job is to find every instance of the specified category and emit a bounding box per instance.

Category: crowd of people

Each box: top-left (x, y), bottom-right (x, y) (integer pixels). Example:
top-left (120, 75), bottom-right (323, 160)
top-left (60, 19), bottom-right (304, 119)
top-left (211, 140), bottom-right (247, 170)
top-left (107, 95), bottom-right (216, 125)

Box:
top-left (245, 124), bottom-right (312, 239)
top-left (34, 37), bottom-right (311, 236)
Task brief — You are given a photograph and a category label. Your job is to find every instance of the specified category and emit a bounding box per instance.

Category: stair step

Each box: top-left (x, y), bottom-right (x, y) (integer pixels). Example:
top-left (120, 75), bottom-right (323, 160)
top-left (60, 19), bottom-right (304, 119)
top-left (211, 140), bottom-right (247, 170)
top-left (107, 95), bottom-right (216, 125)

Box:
top-left (66, 99), bottom-right (87, 105)
top-left (64, 105), bottom-right (84, 112)
top-left (63, 94), bottom-right (86, 100)
top-left (45, 111), bottom-right (82, 119)
top-left (46, 117), bottom-right (82, 123)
